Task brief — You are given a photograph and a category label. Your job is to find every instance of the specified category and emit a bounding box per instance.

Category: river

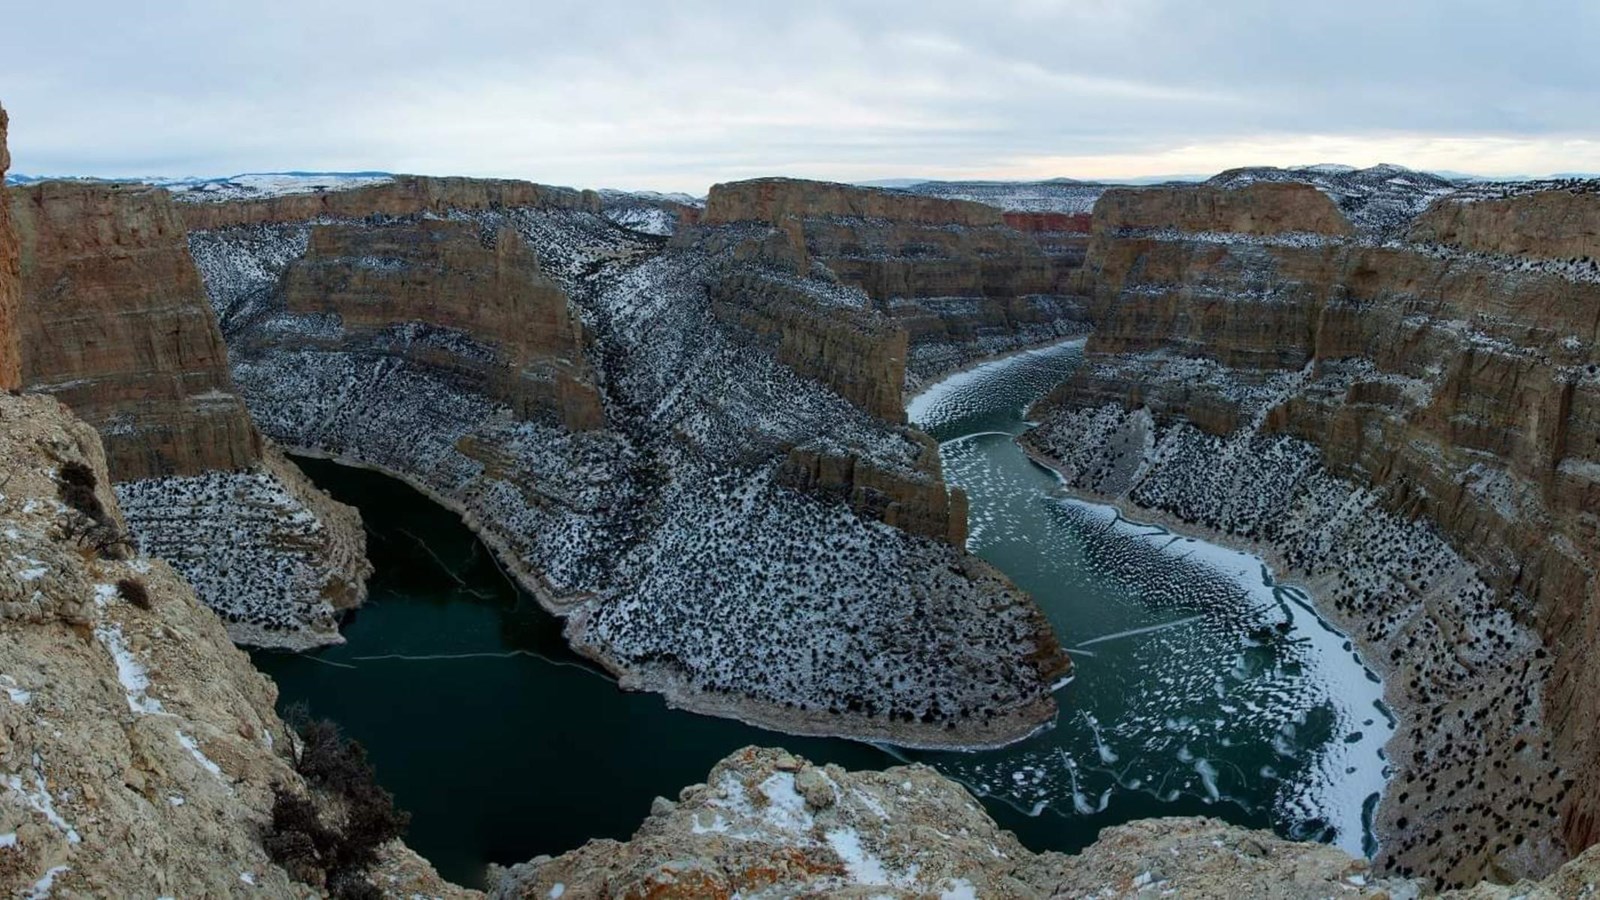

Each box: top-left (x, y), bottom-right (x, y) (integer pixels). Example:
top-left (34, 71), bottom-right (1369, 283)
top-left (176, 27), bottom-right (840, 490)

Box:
top-left (252, 338), bottom-right (1391, 887)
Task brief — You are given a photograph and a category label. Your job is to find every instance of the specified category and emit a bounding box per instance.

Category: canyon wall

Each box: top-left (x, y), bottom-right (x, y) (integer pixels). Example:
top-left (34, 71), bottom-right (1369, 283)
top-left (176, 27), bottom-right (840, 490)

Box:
top-left (703, 178), bottom-right (1092, 389)
top-left (0, 105), bottom-right (19, 391)
top-left (708, 270), bottom-right (908, 423)
top-left (282, 220), bottom-right (603, 430)
top-left (1026, 180), bottom-right (1600, 889)
top-left (10, 180), bottom-right (371, 649)
top-left (705, 177), bottom-right (1005, 227)
top-left (12, 181), bottom-right (261, 479)
top-left (1410, 186), bottom-right (1600, 261)
top-left (1092, 182), bottom-right (1356, 237)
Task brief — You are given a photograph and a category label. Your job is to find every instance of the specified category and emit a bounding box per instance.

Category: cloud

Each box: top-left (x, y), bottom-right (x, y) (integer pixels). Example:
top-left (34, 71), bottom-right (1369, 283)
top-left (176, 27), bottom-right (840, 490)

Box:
top-left (1, 0), bottom-right (1595, 192)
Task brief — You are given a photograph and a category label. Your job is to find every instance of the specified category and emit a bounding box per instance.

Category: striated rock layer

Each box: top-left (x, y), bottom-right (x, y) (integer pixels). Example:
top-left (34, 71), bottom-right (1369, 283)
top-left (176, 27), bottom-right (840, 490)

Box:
top-left (0, 105), bottom-right (19, 391)
top-left (0, 393), bottom-right (457, 898)
top-left (189, 183), bottom-right (1069, 749)
top-left (1026, 179), bottom-right (1600, 889)
top-left (1410, 185), bottom-right (1600, 261)
top-left (10, 180), bottom-right (371, 648)
top-left (702, 178), bottom-right (1092, 390)
top-left (12, 181), bottom-right (261, 479)
top-left (283, 219), bottom-right (603, 430)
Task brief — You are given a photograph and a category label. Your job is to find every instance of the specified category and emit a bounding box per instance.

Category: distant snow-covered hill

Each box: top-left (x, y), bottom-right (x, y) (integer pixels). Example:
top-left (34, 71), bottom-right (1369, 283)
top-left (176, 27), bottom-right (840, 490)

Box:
top-left (3, 172), bottom-right (395, 202)
top-left (893, 178), bottom-right (1115, 215)
top-left (1206, 163), bottom-right (1461, 239)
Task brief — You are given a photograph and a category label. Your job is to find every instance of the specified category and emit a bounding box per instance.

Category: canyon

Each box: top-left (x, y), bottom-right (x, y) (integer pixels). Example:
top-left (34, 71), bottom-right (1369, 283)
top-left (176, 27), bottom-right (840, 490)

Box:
top-left (181, 170), bottom-right (1072, 751)
top-left (5, 91), bottom-right (1600, 896)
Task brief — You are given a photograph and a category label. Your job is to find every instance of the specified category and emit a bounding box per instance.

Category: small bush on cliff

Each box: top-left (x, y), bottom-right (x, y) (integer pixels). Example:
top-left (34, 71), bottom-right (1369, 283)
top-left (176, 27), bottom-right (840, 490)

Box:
top-left (55, 461), bottom-right (132, 559)
top-left (116, 578), bottom-right (152, 611)
top-left (263, 711), bottom-right (410, 899)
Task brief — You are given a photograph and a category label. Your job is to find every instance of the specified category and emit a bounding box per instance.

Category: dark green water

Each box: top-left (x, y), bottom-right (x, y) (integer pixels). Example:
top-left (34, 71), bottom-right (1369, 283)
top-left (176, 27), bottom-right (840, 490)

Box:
top-left (251, 460), bottom-right (895, 887)
top-left (253, 339), bottom-right (1390, 886)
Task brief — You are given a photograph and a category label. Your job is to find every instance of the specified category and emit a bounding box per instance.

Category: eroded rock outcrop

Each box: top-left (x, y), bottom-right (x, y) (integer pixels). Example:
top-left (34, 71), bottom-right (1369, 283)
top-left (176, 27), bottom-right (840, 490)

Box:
top-left (0, 392), bottom-right (457, 898)
top-left (13, 181), bottom-right (261, 479)
top-left (10, 180), bottom-right (372, 648)
top-left (1410, 184), bottom-right (1600, 261)
top-left (708, 270), bottom-right (908, 423)
top-left (1027, 178), bottom-right (1600, 889)
top-left (1093, 182), bottom-right (1357, 237)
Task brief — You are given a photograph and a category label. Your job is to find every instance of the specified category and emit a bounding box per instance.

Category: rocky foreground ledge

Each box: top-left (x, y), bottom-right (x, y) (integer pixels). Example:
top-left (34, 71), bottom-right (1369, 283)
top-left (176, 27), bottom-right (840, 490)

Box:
top-left (494, 746), bottom-right (1600, 899)
top-left (0, 392), bottom-right (457, 897)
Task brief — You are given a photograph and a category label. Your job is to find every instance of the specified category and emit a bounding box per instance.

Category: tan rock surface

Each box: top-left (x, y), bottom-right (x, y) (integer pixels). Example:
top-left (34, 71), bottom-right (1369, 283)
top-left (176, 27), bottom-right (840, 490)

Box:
top-left (283, 220), bottom-right (603, 430)
top-left (12, 180), bottom-right (262, 480)
top-left (1093, 182), bottom-right (1356, 237)
top-left (1410, 188), bottom-right (1600, 261)
top-left (708, 271), bottom-right (909, 422)
top-left (11, 179), bottom-right (373, 648)
top-left (704, 177), bottom-right (1005, 227)
top-left (0, 104), bottom-right (20, 391)
top-left (492, 747), bottom-right (1416, 900)
top-left (0, 392), bottom-right (452, 897)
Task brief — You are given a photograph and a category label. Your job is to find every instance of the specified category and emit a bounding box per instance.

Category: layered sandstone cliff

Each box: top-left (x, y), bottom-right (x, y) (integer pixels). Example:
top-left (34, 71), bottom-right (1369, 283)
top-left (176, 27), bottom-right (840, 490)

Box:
top-left (707, 270), bottom-right (908, 423)
top-left (705, 177), bottom-right (1005, 228)
top-left (702, 178), bottom-right (1092, 388)
top-left (0, 393), bottom-right (456, 898)
top-left (1026, 179), bottom-right (1600, 889)
top-left (282, 220), bottom-right (603, 430)
top-left (10, 180), bottom-right (372, 648)
top-left (0, 105), bottom-right (19, 391)
top-left (1092, 182), bottom-right (1357, 237)
top-left (12, 181), bottom-right (261, 479)
top-left (1409, 184), bottom-right (1600, 261)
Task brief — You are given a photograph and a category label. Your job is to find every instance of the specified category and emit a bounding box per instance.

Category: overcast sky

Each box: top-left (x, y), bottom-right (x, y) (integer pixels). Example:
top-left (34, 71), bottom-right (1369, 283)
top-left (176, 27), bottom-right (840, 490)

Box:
top-left (2, 1), bottom-right (1596, 193)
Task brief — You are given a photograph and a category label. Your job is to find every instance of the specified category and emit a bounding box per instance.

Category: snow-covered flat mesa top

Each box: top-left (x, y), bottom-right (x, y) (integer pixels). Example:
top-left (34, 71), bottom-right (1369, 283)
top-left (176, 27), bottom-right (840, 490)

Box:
top-left (160, 173), bottom-right (396, 203)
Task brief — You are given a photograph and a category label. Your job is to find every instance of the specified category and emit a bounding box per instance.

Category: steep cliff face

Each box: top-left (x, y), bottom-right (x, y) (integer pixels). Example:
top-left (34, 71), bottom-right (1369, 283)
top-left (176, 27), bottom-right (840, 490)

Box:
top-left (1409, 184), bottom-right (1600, 261)
top-left (0, 393), bottom-right (455, 898)
top-left (777, 435), bottom-right (969, 547)
top-left (708, 270), bottom-right (908, 423)
top-left (10, 181), bottom-right (371, 649)
top-left (701, 178), bottom-right (1091, 389)
top-left (173, 174), bottom-right (601, 231)
top-left (282, 220), bottom-right (603, 430)
top-left (12, 181), bottom-right (260, 479)
top-left (0, 105), bottom-right (20, 391)
top-left (1029, 179), bottom-right (1600, 888)
top-left (1093, 182), bottom-right (1357, 237)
